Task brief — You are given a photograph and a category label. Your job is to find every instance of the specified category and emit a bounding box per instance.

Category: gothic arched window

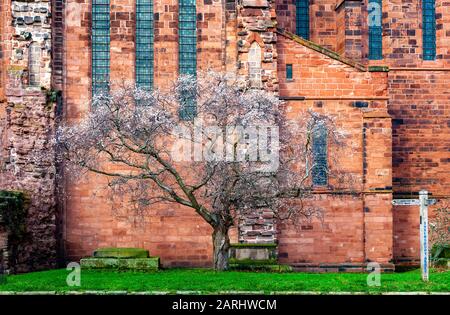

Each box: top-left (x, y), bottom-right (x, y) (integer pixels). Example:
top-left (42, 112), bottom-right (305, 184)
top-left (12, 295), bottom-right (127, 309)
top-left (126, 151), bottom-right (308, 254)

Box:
top-left (312, 123), bottom-right (328, 186)
top-left (368, 0), bottom-right (383, 60)
top-left (28, 42), bottom-right (41, 86)
top-left (248, 42), bottom-right (262, 88)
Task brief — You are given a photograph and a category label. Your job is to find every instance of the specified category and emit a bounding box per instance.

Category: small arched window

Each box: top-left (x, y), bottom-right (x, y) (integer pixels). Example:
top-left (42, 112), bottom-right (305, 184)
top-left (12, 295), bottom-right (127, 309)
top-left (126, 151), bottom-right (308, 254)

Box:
top-left (28, 42), bottom-right (41, 86)
top-left (248, 42), bottom-right (262, 88)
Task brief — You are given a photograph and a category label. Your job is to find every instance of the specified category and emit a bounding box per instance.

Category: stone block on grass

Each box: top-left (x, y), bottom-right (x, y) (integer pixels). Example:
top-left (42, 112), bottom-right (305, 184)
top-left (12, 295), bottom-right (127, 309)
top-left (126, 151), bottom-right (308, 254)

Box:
top-left (80, 257), bottom-right (160, 271)
top-left (93, 248), bottom-right (149, 258)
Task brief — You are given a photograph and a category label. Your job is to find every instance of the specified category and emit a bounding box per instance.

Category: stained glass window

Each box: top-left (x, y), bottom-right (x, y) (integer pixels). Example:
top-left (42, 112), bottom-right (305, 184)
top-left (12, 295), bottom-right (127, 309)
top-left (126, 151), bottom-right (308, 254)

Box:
top-left (422, 0), bottom-right (436, 60)
top-left (312, 124), bottom-right (328, 186)
top-left (368, 0), bottom-right (382, 60)
top-left (178, 0), bottom-right (197, 119)
top-left (92, 0), bottom-right (110, 95)
top-left (179, 0), bottom-right (197, 76)
top-left (136, 0), bottom-right (154, 89)
top-left (296, 0), bottom-right (309, 40)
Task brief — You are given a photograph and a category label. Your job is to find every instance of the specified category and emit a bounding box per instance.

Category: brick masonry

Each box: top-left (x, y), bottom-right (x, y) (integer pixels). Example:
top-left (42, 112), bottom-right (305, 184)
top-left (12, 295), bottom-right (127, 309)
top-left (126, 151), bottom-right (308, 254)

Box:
top-left (0, 0), bottom-right (448, 270)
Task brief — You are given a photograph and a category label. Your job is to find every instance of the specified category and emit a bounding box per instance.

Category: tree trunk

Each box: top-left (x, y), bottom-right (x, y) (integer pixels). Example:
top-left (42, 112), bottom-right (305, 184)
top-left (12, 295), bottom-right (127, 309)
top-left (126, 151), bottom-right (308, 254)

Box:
top-left (212, 225), bottom-right (230, 271)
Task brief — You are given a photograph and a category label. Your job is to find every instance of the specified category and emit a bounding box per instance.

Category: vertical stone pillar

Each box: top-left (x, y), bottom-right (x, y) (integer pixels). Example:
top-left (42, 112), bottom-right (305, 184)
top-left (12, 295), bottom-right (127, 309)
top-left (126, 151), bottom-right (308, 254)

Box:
top-left (236, 0), bottom-right (279, 93)
top-left (234, 0), bottom-right (278, 244)
top-left (362, 111), bottom-right (394, 266)
top-left (335, 0), bottom-right (364, 61)
top-left (225, 0), bottom-right (239, 73)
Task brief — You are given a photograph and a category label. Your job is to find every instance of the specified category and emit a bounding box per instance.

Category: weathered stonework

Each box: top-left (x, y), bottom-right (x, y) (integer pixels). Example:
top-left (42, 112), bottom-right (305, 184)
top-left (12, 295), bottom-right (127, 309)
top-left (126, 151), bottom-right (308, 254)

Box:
top-left (0, 0), bottom-right (57, 272)
top-left (239, 209), bottom-right (277, 243)
top-left (236, 0), bottom-right (279, 92)
top-left (335, 0), bottom-right (364, 61)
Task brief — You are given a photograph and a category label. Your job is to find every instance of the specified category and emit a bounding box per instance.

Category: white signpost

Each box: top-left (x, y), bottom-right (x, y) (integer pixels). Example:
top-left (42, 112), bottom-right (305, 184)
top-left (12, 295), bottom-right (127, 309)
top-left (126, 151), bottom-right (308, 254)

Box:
top-left (392, 190), bottom-right (435, 282)
top-left (419, 190), bottom-right (429, 282)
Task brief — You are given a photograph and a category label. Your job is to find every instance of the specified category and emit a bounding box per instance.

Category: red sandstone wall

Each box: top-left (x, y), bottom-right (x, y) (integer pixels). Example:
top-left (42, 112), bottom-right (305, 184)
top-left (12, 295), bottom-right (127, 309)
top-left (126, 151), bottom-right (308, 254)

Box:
top-left (310, 0), bottom-right (338, 50)
top-left (65, 174), bottom-right (213, 267)
top-left (278, 196), bottom-right (366, 264)
top-left (63, 0), bottom-right (225, 267)
top-left (275, 0), bottom-right (296, 33)
top-left (277, 35), bottom-right (387, 98)
top-left (277, 35), bottom-right (393, 265)
top-left (382, 1), bottom-right (450, 263)
top-left (60, 0), bottom-right (449, 268)
top-left (275, 0), bottom-right (338, 51)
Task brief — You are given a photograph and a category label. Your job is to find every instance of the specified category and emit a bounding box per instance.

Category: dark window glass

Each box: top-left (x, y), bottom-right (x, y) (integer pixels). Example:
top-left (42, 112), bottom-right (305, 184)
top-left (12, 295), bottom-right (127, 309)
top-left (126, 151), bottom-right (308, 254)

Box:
top-left (286, 64), bottom-right (293, 80)
top-left (312, 124), bottom-right (328, 186)
top-left (136, 0), bottom-right (154, 89)
top-left (296, 0), bottom-right (309, 40)
top-left (368, 0), bottom-right (382, 60)
top-left (422, 0), bottom-right (436, 60)
top-left (179, 0), bottom-right (197, 119)
top-left (92, 0), bottom-right (110, 95)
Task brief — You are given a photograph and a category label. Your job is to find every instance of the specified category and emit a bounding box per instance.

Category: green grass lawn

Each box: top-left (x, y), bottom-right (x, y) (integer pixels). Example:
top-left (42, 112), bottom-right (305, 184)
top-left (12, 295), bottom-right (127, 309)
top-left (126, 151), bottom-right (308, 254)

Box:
top-left (0, 268), bottom-right (449, 293)
top-left (0, 269), bottom-right (450, 293)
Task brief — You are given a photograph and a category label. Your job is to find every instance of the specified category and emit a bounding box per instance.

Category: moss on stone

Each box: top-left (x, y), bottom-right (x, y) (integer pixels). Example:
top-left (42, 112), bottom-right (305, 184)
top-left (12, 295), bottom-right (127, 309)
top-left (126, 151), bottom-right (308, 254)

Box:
top-left (368, 66), bottom-right (390, 72)
top-left (277, 28), bottom-right (367, 72)
top-left (0, 190), bottom-right (29, 239)
top-left (80, 257), bottom-right (160, 271)
top-left (229, 258), bottom-right (277, 266)
top-left (93, 248), bottom-right (149, 259)
top-left (7, 65), bottom-right (26, 72)
top-left (229, 263), bottom-right (292, 272)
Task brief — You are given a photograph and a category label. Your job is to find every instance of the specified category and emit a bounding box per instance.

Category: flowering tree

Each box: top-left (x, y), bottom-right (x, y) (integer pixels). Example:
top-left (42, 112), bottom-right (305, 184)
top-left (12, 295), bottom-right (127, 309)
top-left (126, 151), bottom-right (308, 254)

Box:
top-left (429, 204), bottom-right (449, 266)
top-left (56, 72), bottom-right (343, 270)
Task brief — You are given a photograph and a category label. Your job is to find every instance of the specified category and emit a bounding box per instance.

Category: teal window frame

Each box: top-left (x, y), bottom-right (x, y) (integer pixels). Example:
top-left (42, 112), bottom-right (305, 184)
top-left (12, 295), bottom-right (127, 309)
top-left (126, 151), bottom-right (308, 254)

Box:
top-left (136, 0), bottom-right (154, 89)
top-left (368, 0), bottom-right (383, 60)
top-left (178, 0), bottom-right (197, 120)
top-left (295, 0), bottom-right (309, 40)
top-left (422, 0), bottom-right (436, 60)
top-left (92, 0), bottom-right (110, 96)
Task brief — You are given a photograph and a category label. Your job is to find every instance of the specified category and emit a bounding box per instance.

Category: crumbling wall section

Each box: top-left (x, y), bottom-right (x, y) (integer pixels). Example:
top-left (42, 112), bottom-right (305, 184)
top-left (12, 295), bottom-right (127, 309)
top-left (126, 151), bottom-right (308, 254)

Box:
top-left (0, 0), bottom-right (57, 272)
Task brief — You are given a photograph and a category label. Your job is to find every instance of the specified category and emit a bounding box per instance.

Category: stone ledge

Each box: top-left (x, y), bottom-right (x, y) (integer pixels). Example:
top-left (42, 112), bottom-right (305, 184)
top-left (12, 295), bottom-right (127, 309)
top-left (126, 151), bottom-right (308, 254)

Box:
top-left (368, 65), bottom-right (390, 72)
top-left (277, 28), bottom-right (388, 74)
top-left (241, 0), bottom-right (269, 8)
top-left (80, 257), bottom-right (159, 271)
top-left (93, 247), bottom-right (149, 259)
top-left (290, 263), bottom-right (395, 273)
top-left (277, 28), bottom-right (367, 72)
